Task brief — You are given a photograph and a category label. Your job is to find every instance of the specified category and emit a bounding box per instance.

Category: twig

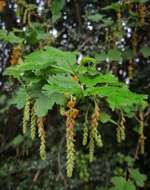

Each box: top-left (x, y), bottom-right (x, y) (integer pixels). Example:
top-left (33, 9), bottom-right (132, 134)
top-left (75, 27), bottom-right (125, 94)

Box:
top-left (73, 0), bottom-right (83, 31)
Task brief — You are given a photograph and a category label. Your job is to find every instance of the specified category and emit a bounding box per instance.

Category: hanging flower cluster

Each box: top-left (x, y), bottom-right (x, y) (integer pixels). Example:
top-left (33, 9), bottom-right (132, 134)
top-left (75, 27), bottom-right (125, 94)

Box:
top-left (37, 117), bottom-right (46, 160)
top-left (64, 97), bottom-right (79, 177)
top-left (23, 97), bottom-right (46, 160)
top-left (82, 102), bottom-right (103, 162)
top-left (23, 96), bottom-right (31, 134)
top-left (116, 110), bottom-right (126, 143)
top-left (89, 103), bottom-right (103, 162)
top-left (138, 111), bottom-right (146, 154)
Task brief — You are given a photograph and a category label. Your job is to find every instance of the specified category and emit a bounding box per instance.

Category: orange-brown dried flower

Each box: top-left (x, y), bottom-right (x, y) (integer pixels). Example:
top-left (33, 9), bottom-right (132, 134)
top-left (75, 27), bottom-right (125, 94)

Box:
top-left (10, 46), bottom-right (22, 66)
top-left (0, 0), bottom-right (6, 12)
top-left (67, 99), bottom-right (76, 109)
top-left (71, 75), bottom-right (79, 82)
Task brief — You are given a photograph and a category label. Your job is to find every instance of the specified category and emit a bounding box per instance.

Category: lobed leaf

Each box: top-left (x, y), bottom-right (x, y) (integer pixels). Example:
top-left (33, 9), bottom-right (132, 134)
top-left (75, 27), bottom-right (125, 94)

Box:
top-left (0, 30), bottom-right (24, 43)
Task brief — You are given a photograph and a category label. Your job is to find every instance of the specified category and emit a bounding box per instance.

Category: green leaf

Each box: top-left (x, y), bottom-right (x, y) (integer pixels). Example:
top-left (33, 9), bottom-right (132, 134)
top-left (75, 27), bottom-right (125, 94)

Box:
top-left (95, 53), bottom-right (107, 62)
top-left (84, 86), bottom-right (147, 114)
top-left (95, 49), bottom-right (122, 62)
top-left (87, 14), bottom-right (104, 22)
top-left (10, 135), bottom-right (24, 147)
top-left (4, 61), bottom-right (52, 78)
top-left (51, 0), bottom-right (65, 23)
top-left (80, 56), bottom-right (96, 65)
top-left (124, 156), bottom-right (134, 167)
top-left (101, 17), bottom-right (114, 26)
top-left (10, 87), bottom-right (27, 109)
top-left (43, 92), bottom-right (65, 106)
top-left (100, 112), bottom-right (117, 125)
top-left (130, 169), bottom-right (147, 187)
top-left (124, 49), bottom-right (134, 59)
top-left (102, 3), bottom-right (121, 11)
top-left (107, 49), bottom-right (122, 61)
top-left (79, 73), bottom-right (119, 87)
top-left (31, 46), bottom-right (76, 68)
top-left (110, 176), bottom-right (136, 190)
top-left (34, 91), bottom-right (66, 117)
top-left (43, 74), bottom-right (82, 97)
top-left (140, 47), bottom-right (150, 58)
top-left (4, 46), bottom-right (77, 77)
top-left (0, 30), bottom-right (24, 43)
top-left (34, 94), bottom-right (55, 117)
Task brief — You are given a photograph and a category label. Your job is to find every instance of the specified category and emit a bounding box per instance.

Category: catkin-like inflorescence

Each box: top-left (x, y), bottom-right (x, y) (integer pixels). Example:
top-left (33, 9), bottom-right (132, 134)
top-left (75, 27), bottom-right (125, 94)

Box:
top-left (82, 123), bottom-right (88, 146)
top-left (93, 127), bottom-right (103, 147)
top-left (131, 32), bottom-right (138, 55)
top-left (139, 135), bottom-right (145, 155)
top-left (31, 104), bottom-right (37, 140)
top-left (89, 103), bottom-right (103, 162)
top-left (116, 125), bottom-right (125, 143)
top-left (66, 123), bottom-right (75, 177)
top-left (116, 111), bottom-right (126, 143)
top-left (138, 111), bottom-right (146, 154)
top-left (65, 98), bottom-right (79, 177)
top-left (89, 128), bottom-right (95, 162)
top-left (128, 59), bottom-right (134, 79)
top-left (117, 9), bottom-right (122, 31)
top-left (23, 96), bottom-right (31, 134)
top-left (37, 117), bottom-right (46, 160)
top-left (127, 2), bottom-right (133, 13)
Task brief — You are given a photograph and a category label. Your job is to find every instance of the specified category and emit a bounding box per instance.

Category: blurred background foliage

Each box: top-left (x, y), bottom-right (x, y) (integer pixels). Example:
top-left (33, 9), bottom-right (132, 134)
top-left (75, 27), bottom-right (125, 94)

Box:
top-left (0, 0), bottom-right (150, 189)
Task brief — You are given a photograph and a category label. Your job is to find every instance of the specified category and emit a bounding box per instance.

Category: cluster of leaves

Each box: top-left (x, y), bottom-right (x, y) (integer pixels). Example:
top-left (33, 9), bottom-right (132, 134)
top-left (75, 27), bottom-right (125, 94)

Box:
top-left (108, 153), bottom-right (147, 190)
top-left (3, 45), bottom-right (147, 117)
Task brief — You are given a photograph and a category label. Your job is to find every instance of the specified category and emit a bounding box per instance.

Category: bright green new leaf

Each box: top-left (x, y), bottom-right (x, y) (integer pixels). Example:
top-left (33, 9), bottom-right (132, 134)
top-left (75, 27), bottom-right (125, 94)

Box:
top-left (79, 73), bottom-right (119, 87)
top-left (4, 46), bottom-right (77, 77)
top-left (80, 57), bottom-right (96, 65)
top-left (84, 86), bottom-right (147, 114)
top-left (43, 74), bottom-right (82, 96)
